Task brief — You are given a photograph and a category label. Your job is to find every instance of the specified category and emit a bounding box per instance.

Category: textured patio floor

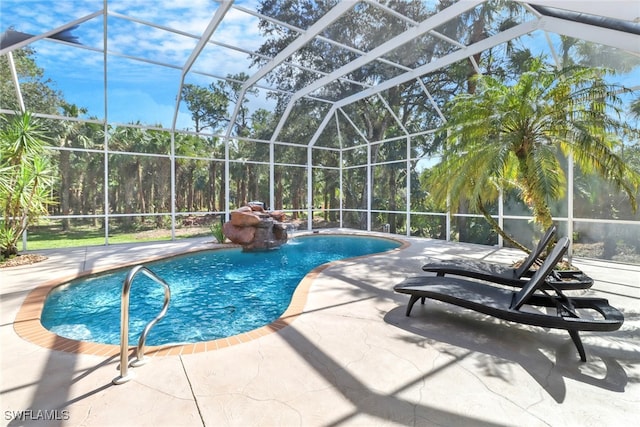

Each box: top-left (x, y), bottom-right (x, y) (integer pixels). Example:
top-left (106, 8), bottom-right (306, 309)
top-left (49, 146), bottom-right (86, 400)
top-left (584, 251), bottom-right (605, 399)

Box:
top-left (1, 230), bottom-right (639, 426)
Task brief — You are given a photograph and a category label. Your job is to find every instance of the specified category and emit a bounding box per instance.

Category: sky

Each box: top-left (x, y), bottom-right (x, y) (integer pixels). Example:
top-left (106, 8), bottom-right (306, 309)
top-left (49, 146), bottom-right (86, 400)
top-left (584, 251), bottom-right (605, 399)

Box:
top-left (1, 0), bottom-right (267, 130)
top-left (2, 0), bottom-right (639, 132)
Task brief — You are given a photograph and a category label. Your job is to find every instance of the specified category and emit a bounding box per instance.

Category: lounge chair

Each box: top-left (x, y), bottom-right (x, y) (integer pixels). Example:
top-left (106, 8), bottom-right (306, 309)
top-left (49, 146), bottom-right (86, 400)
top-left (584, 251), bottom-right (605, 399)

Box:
top-left (422, 225), bottom-right (592, 290)
top-left (394, 237), bottom-right (624, 362)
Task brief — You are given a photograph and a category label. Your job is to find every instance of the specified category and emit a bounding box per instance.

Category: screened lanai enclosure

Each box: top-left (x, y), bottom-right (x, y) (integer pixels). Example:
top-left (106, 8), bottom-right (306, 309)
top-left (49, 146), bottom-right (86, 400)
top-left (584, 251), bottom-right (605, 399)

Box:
top-left (1, 0), bottom-right (639, 262)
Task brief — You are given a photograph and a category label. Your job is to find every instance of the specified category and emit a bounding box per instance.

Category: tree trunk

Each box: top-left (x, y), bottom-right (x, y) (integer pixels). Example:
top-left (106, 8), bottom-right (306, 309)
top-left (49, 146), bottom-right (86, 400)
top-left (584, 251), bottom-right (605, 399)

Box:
top-left (186, 166), bottom-right (194, 212)
top-left (477, 199), bottom-right (529, 252)
top-left (59, 149), bottom-right (71, 231)
top-left (323, 188), bottom-right (329, 221)
top-left (456, 201), bottom-right (469, 242)
top-left (518, 153), bottom-right (554, 231)
top-left (209, 162), bottom-right (217, 211)
top-left (137, 159), bottom-right (146, 215)
top-left (275, 168), bottom-right (283, 210)
top-left (219, 168), bottom-right (226, 214)
top-left (388, 168), bottom-right (397, 233)
top-left (329, 182), bottom-right (337, 222)
top-left (292, 170), bottom-right (302, 220)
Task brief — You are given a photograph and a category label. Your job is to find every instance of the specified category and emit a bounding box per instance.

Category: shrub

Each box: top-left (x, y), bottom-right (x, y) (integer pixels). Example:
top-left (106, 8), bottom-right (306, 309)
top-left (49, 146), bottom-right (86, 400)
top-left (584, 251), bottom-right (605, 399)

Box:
top-left (0, 112), bottom-right (56, 259)
top-left (210, 221), bottom-right (225, 243)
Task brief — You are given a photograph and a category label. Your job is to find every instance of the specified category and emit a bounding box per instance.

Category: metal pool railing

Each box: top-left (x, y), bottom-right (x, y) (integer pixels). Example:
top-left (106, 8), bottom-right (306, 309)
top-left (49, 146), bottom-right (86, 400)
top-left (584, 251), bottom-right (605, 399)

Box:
top-left (113, 265), bottom-right (171, 385)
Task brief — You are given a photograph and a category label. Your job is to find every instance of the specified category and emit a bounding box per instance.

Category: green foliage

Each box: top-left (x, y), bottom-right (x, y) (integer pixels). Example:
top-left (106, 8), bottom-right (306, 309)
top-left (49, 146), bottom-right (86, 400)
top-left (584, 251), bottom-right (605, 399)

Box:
top-left (0, 48), bottom-right (63, 114)
top-left (0, 112), bottom-right (57, 258)
top-left (210, 221), bottom-right (225, 243)
top-left (0, 227), bottom-right (18, 256)
top-left (427, 59), bottom-right (640, 246)
top-left (181, 73), bottom-right (257, 135)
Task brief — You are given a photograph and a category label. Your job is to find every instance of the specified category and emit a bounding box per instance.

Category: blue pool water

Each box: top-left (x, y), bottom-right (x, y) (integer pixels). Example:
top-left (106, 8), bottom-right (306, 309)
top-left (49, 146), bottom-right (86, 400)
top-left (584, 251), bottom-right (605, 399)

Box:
top-left (41, 235), bottom-right (400, 346)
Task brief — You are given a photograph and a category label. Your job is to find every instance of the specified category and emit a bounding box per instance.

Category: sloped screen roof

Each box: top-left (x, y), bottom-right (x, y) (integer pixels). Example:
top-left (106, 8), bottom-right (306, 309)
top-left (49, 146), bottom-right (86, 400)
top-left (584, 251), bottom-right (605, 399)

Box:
top-left (1, 0), bottom-right (639, 144)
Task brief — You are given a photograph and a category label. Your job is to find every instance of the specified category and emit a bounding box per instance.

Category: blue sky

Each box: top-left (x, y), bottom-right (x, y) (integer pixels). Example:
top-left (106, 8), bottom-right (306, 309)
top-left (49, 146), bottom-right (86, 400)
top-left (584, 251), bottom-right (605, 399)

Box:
top-left (2, 0), bottom-right (639, 132)
top-left (1, 0), bottom-right (266, 130)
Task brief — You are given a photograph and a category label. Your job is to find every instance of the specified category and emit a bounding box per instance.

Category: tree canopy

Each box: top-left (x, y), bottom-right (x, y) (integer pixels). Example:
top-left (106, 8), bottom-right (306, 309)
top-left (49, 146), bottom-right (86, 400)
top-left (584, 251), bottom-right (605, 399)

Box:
top-left (426, 59), bottom-right (640, 249)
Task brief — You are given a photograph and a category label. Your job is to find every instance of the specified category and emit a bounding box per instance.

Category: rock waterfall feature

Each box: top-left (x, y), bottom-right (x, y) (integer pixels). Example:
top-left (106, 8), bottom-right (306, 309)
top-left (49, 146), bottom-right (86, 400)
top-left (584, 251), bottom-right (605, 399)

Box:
top-left (222, 204), bottom-right (288, 251)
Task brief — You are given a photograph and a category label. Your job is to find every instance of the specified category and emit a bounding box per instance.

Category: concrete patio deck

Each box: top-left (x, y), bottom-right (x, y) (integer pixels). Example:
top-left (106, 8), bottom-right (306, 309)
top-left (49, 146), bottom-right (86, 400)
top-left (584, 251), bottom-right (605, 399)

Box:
top-left (1, 230), bottom-right (639, 426)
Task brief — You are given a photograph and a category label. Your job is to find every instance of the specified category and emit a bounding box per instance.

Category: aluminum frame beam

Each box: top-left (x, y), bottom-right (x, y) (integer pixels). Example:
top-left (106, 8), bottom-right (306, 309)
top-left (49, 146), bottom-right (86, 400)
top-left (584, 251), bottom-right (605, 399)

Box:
top-left (224, 1), bottom-right (356, 139)
top-left (538, 16), bottom-right (640, 54)
top-left (172, 0), bottom-right (234, 130)
top-left (307, 19), bottom-right (539, 146)
top-left (0, 10), bottom-right (103, 55)
top-left (270, 0), bottom-right (485, 142)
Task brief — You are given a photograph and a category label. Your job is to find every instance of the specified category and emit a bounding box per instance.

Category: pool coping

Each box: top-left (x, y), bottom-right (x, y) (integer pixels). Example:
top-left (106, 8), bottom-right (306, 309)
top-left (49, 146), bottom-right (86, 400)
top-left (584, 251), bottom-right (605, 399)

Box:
top-left (14, 234), bottom-right (409, 357)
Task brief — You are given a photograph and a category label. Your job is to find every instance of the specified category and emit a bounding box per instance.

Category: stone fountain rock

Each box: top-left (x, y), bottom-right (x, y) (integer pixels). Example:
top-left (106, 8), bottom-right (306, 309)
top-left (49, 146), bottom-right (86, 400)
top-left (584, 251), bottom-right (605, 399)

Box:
top-left (222, 204), bottom-right (288, 251)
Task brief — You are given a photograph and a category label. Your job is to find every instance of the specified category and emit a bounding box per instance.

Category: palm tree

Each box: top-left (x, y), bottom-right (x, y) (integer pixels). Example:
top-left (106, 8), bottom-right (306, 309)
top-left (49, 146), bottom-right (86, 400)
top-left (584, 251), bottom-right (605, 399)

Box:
top-left (632, 97), bottom-right (640, 120)
top-left (56, 102), bottom-right (89, 230)
top-left (427, 59), bottom-right (640, 250)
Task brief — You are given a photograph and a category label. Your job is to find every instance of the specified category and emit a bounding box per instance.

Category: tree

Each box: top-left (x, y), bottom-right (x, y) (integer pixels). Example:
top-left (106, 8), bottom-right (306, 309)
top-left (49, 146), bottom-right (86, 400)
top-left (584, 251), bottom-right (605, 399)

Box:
top-left (181, 84), bottom-right (224, 132)
top-left (0, 112), bottom-right (56, 258)
top-left (253, 0), bottom-right (524, 231)
top-left (253, 0), bottom-right (433, 226)
top-left (181, 73), bottom-right (257, 135)
top-left (632, 97), bottom-right (640, 119)
top-left (0, 47), bottom-right (63, 114)
top-left (55, 102), bottom-right (90, 230)
top-left (426, 59), bottom-right (640, 250)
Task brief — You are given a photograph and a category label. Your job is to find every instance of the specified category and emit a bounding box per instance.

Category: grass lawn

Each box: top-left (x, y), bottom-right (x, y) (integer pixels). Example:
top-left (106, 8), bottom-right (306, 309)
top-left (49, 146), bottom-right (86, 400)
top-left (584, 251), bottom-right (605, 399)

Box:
top-left (24, 224), bottom-right (212, 251)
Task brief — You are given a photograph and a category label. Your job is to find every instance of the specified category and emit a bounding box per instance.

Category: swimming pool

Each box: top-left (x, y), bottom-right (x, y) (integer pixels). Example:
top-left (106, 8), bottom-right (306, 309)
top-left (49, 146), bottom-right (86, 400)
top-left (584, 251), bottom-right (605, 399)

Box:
top-left (41, 235), bottom-right (400, 346)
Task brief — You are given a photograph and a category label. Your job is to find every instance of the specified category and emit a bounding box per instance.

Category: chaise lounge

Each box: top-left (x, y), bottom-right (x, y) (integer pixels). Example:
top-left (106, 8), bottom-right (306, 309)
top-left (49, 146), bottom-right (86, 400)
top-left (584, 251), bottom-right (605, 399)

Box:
top-left (421, 226), bottom-right (593, 290)
top-left (394, 237), bottom-right (624, 362)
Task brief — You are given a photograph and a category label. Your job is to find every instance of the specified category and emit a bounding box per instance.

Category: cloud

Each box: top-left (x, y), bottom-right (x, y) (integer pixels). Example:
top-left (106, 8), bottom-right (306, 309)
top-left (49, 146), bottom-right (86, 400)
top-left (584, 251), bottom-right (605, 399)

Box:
top-left (213, 7), bottom-right (264, 51)
top-left (108, 88), bottom-right (193, 130)
top-left (1, 0), bottom-right (101, 35)
top-left (2, 0), bottom-right (277, 128)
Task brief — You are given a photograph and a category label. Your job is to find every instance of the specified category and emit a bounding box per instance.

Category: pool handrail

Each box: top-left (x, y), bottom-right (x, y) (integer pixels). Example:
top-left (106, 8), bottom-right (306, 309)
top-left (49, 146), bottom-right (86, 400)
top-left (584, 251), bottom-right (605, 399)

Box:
top-left (113, 265), bottom-right (171, 385)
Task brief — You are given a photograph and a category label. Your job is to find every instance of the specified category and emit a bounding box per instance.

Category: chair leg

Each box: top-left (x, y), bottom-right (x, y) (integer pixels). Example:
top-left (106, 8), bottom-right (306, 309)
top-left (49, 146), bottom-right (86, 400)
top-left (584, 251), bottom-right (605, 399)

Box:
top-left (568, 330), bottom-right (587, 362)
top-left (406, 295), bottom-right (421, 316)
